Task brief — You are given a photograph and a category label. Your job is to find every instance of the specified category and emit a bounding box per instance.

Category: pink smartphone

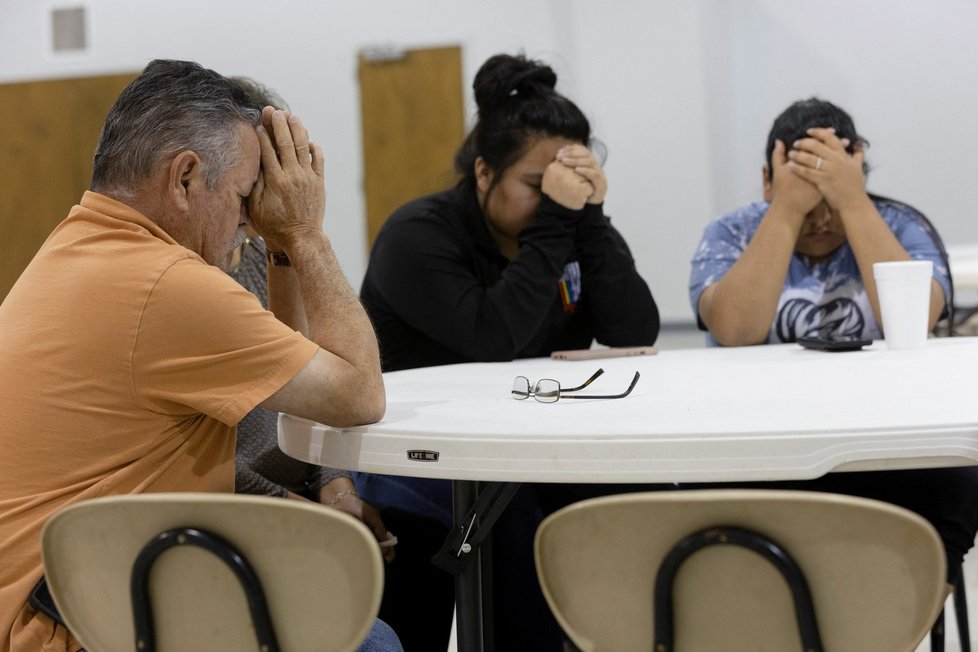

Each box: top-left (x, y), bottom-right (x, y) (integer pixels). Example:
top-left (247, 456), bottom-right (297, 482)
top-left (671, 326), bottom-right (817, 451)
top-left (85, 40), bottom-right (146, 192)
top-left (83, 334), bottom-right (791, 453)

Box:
top-left (551, 346), bottom-right (657, 360)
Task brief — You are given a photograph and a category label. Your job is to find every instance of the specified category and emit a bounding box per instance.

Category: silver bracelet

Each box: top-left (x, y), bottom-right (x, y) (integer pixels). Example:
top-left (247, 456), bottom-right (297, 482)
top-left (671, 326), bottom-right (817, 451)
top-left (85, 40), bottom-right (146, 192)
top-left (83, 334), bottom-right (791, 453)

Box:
top-left (328, 489), bottom-right (358, 505)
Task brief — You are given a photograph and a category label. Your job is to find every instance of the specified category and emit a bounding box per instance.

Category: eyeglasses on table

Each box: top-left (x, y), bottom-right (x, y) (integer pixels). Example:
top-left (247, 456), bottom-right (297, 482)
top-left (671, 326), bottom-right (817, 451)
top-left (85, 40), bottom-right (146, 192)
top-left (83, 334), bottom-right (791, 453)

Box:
top-left (511, 368), bottom-right (641, 403)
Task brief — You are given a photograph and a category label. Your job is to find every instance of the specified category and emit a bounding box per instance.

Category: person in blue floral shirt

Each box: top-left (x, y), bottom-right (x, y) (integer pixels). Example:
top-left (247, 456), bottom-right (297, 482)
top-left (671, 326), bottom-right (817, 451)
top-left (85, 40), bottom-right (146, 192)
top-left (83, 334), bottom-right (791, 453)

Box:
top-left (690, 97), bottom-right (949, 346)
top-left (687, 98), bottom-right (977, 594)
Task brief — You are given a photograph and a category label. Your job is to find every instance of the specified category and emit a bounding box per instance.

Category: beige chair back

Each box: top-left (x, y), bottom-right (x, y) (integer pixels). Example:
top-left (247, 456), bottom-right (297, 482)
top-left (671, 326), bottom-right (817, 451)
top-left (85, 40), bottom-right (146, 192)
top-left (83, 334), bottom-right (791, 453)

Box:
top-left (534, 489), bottom-right (946, 652)
top-left (41, 493), bottom-right (383, 652)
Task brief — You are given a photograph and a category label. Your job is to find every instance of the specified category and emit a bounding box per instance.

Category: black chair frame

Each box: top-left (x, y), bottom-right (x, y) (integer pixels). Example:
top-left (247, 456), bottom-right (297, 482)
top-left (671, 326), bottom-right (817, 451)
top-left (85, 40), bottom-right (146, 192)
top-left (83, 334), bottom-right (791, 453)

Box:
top-left (868, 193), bottom-right (956, 335)
top-left (653, 525), bottom-right (824, 652)
top-left (130, 526), bottom-right (281, 652)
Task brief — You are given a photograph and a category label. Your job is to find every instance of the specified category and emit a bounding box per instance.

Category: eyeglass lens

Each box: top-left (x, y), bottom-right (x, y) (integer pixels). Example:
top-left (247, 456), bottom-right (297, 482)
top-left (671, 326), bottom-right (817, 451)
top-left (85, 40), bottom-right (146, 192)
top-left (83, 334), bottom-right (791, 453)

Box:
top-left (512, 376), bottom-right (531, 400)
top-left (532, 379), bottom-right (560, 403)
top-left (511, 376), bottom-right (561, 403)
top-left (512, 368), bottom-right (639, 403)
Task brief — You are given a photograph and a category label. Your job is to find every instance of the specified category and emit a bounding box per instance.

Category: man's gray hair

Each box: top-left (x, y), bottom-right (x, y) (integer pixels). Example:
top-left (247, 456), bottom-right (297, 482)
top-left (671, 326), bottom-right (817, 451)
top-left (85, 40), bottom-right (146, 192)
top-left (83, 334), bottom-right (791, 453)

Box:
top-left (91, 59), bottom-right (261, 199)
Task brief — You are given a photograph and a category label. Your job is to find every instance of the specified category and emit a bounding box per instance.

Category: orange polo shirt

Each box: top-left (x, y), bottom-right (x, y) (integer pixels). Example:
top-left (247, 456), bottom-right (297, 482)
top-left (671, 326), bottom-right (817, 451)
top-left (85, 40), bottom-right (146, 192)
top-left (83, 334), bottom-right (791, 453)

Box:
top-left (0, 192), bottom-right (319, 651)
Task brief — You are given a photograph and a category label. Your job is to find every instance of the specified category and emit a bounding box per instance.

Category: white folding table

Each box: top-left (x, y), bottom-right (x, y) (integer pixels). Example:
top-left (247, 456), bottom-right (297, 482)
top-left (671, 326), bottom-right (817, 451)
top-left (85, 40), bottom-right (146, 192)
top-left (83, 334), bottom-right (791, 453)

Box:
top-left (279, 337), bottom-right (978, 652)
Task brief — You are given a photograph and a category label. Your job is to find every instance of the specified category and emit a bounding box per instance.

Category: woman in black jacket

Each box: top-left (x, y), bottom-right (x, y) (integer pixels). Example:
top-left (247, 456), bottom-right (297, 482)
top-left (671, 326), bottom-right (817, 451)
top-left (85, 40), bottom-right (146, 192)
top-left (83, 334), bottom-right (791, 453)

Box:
top-left (358, 52), bottom-right (661, 650)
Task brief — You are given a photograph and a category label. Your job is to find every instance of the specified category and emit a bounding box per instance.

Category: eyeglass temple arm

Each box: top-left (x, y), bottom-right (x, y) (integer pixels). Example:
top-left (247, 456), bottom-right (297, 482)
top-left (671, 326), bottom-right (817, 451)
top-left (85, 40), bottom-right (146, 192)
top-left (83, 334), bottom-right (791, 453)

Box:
top-left (560, 368), bottom-right (605, 393)
top-left (560, 371), bottom-right (641, 399)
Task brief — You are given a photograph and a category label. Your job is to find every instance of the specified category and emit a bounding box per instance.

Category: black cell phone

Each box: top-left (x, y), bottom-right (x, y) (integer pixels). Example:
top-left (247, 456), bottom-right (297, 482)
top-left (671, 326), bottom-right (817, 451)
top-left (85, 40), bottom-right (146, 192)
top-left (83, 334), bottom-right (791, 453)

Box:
top-left (797, 336), bottom-right (872, 352)
top-left (28, 576), bottom-right (66, 627)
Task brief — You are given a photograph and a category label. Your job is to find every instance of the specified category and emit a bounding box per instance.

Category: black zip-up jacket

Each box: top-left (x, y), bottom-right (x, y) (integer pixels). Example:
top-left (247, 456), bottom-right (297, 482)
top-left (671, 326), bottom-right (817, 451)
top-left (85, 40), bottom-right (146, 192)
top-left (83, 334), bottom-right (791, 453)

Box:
top-left (360, 182), bottom-right (659, 372)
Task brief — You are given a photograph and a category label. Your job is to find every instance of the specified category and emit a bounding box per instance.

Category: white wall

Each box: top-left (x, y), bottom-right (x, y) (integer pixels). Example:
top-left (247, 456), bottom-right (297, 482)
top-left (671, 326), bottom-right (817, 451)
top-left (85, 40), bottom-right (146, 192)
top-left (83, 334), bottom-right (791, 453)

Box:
top-left (2, 0), bottom-right (978, 323)
top-left (565, 1), bottom-right (715, 325)
top-left (0, 0), bottom-right (563, 309)
top-left (701, 0), bottom-right (978, 244)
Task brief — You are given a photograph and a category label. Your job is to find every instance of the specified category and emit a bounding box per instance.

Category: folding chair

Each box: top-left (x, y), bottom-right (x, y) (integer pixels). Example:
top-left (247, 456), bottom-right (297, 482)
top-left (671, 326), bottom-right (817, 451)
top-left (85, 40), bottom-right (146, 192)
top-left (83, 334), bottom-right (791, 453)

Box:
top-left (535, 489), bottom-right (946, 652)
top-left (41, 493), bottom-right (383, 652)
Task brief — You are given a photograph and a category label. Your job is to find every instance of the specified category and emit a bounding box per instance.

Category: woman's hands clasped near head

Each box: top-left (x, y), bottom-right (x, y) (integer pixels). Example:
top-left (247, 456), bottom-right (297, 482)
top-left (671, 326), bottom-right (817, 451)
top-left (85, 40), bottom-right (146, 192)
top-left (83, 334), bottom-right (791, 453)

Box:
top-left (477, 137), bottom-right (605, 259)
top-left (787, 127), bottom-right (869, 215)
top-left (552, 143), bottom-right (607, 206)
top-left (764, 127), bottom-right (870, 261)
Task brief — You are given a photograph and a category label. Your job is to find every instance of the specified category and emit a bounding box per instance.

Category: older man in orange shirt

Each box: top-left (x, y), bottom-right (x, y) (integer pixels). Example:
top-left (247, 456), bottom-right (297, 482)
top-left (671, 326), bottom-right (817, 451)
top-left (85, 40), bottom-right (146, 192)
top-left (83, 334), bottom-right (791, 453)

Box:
top-left (0, 60), bottom-right (390, 651)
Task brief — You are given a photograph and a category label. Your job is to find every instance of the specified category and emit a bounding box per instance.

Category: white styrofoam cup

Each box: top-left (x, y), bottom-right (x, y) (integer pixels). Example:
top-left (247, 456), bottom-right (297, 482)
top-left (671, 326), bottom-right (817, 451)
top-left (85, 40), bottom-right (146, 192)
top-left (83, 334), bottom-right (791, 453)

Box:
top-left (872, 260), bottom-right (933, 350)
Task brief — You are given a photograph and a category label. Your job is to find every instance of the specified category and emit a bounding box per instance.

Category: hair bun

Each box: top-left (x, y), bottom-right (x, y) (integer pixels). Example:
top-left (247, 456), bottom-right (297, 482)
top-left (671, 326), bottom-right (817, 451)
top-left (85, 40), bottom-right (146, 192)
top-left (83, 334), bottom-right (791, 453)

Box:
top-left (473, 54), bottom-right (557, 113)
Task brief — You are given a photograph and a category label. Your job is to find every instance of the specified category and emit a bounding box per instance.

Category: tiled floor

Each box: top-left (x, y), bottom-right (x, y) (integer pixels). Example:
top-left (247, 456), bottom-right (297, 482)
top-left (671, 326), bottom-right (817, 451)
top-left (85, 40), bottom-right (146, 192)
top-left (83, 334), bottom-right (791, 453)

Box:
top-left (917, 550), bottom-right (977, 652)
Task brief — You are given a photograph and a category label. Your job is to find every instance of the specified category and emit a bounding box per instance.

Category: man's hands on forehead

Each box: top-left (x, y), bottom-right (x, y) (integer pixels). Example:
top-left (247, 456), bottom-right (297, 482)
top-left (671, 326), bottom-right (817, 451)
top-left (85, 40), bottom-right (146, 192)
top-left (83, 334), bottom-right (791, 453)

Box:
top-left (248, 106), bottom-right (327, 251)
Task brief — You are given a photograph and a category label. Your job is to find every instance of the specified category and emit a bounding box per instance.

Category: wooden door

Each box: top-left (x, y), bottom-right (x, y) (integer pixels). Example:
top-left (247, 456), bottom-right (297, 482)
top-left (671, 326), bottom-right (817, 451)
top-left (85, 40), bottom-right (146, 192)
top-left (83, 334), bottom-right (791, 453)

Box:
top-left (358, 45), bottom-right (465, 250)
top-left (0, 73), bottom-right (136, 300)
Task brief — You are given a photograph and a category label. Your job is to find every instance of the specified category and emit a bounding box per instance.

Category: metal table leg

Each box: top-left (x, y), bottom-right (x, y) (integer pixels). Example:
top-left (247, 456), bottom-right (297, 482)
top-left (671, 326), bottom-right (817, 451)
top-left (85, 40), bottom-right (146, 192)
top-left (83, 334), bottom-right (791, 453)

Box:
top-left (433, 480), bottom-right (521, 652)
top-left (453, 480), bottom-right (483, 652)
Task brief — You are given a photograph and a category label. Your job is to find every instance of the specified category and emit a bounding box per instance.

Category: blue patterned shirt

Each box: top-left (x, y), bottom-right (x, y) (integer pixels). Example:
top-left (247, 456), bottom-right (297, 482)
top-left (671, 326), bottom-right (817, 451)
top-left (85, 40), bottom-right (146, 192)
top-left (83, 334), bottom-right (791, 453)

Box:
top-left (689, 199), bottom-right (950, 345)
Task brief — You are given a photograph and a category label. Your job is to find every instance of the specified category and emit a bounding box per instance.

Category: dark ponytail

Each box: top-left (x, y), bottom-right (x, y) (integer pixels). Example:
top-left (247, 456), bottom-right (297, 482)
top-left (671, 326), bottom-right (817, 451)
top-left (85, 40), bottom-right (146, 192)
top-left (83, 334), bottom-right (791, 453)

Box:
top-left (454, 53), bottom-right (591, 199)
